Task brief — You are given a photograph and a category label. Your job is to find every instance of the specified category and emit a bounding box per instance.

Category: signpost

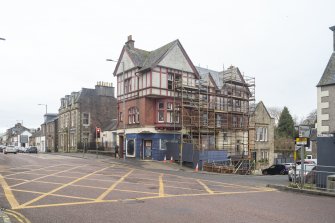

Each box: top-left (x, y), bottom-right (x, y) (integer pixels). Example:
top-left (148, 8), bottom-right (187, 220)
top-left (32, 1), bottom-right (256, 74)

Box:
top-left (295, 125), bottom-right (311, 187)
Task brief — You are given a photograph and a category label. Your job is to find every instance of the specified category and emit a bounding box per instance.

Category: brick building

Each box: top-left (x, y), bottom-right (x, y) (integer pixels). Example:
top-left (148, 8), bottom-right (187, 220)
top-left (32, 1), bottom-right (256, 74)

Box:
top-left (58, 82), bottom-right (117, 152)
top-left (113, 36), bottom-right (254, 160)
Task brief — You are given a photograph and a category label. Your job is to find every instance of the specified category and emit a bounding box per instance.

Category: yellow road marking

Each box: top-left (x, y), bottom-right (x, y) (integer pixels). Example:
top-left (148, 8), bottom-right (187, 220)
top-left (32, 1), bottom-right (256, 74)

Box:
top-left (3, 212), bottom-right (25, 223)
top-left (4, 210), bottom-right (31, 223)
top-left (11, 188), bottom-right (96, 201)
top-left (0, 175), bottom-right (20, 209)
top-left (4, 164), bottom-right (66, 177)
top-left (18, 189), bottom-right (277, 210)
top-left (159, 174), bottom-right (165, 197)
top-left (197, 180), bottom-right (214, 194)
top-left (11, 165), bottom-right (87, 188)
top-left (96, 169), bottom-right (134, 201)
top-left (18, 166), bottom-right (112, 208)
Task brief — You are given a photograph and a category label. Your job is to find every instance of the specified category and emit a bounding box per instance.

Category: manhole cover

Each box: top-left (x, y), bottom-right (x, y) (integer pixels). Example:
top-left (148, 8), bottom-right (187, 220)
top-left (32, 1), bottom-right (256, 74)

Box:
top-left (148, 186), bottom-right (158, 190)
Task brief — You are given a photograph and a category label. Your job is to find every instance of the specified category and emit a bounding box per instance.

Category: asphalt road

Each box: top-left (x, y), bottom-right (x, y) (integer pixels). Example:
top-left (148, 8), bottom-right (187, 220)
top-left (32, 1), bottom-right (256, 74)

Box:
top-left (0, 153), bottom-right (334, 223)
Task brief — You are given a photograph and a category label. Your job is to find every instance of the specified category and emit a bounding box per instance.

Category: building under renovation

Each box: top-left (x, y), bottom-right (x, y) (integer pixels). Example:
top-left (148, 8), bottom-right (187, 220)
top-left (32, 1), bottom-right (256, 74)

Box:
top-left (113, 36), bottom-right (255, 162)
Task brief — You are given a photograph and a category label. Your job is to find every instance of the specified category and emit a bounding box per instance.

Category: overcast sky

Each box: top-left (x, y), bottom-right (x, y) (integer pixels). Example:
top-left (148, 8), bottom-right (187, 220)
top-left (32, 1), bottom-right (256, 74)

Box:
top-left (0, 0), bottom-right (334, 133)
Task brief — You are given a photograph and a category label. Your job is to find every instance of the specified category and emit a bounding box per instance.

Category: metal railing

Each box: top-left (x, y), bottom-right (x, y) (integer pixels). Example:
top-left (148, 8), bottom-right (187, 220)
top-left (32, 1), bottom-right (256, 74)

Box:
top-left (290, 164), bottom-right (335, 193)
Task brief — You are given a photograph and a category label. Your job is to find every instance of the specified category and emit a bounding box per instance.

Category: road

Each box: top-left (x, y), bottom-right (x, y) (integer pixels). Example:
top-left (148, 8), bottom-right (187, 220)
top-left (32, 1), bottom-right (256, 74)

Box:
top-left (0, 153), bottom-right (334, 223)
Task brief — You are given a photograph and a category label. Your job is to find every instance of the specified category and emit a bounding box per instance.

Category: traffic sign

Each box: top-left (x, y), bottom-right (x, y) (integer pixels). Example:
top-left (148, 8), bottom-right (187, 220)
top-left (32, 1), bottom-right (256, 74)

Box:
top-left (295, 137), bottom-right (309, 146)
top-left (299, 125), bottom-right (311, 138)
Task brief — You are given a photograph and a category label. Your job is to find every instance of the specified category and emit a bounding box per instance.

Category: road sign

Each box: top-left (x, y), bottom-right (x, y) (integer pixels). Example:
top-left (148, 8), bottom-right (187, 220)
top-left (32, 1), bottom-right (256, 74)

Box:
top-left (295, 137), bottom-right (309, 146)
top-left (299, 125), bottom-right (311, 138)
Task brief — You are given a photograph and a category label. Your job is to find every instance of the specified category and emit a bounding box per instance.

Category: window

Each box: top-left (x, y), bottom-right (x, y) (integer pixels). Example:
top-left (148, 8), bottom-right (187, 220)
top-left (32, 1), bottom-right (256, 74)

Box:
top-left (223, 133), bottom-right (228, 141)
top-left (168, 73), bottom-right (174, 90)
top-left (261, 150), bottom-right (269, 160)
top-left (124, 78), bottom-right (132, 93)
top-left (239, 116), bottom-right (243, 128)
top-left (126, 139), bottom-right (135, 157)
top-left (120, 112), bottom-right (123, 122)
top-left (233, 116), bottom-right (237, 127)
top-left (256, 127), bottom-right (268, 142)
top-left (167, 103), bottom-right (173, 123)
top-left (216, 114), bottom-right (222, 127)
top-left (157, 102), bottom-right (164, 122)
top-left (128, 107), bottom-right (139, 124)
top-left (160, 139), bottom-right (178, 150)
top-left (82, 113), bottom-right (89, 125)
top-left (235, 100), bottom-right (241, 108)
top-left (202, 113), bottom-right (208, 125)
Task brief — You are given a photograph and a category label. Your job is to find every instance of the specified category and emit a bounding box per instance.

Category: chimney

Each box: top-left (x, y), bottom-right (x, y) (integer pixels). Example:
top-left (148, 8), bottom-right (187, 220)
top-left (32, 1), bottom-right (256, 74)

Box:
top-left (330, 26), bottom-right (335, 51)
top-left (125, 35), bottom-right (135, 48)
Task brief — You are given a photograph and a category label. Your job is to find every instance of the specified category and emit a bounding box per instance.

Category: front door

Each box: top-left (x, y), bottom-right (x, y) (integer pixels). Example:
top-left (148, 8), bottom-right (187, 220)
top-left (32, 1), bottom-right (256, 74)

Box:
top-left (143, 140), bottom-right (152, 159)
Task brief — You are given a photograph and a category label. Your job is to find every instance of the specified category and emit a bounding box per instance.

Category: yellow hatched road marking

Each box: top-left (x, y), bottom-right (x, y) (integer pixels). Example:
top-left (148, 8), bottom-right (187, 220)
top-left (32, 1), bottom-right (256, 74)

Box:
top-left (18, 166), bottom-right (112, 208)
top-left (4, 210), bottom-right (31, 223)
top-left (10, 165), bottom-right (87, 188)
top-left (0, 175), bottom-right (20, 209)
top-left (11, 188), bottom-right (96, 201)
top-left (3, 212), bottom-right (25, 223)
top-left (4, 164), bottom-right (65, 177)
top-left (159, 174), bottom-right (165, 197)
top-left (197, 179), bottom-right (214, 194)
top-left (17, 189), bottom-right (277, 210)
top-left (96, 169), bottom-right (134, 201)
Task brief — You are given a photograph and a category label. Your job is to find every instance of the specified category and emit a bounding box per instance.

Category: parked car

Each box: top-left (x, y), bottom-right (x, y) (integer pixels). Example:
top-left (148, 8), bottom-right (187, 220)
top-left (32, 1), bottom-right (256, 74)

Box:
top-left (17, 147), bottom-right (28, 153)
top-left (4, 145), bottom-right (18, 154)
top-left (262, 164), bottom-right (288, 175)
top-left (0, 145), bottom-right (6, 153)
top-left (288, 164), bottom-right (316, 182)
top-left (26, 147), bottom-right (38, 153)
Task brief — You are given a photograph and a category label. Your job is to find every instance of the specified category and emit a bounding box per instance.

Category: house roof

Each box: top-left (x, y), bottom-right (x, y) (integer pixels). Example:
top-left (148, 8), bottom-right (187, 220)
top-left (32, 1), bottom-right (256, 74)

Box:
top-left (317, 52), bottom-right (335, 87)
top-left (102, 119), bottom-right (118, 131)
top-left (30, 130), bottom-right (42, 138)
top-left (196, 66), bottom-right (222, 89)
top-left (139, 40), bottom-right (179, 72)
top-left (114, 38), bottom-right (200, 78)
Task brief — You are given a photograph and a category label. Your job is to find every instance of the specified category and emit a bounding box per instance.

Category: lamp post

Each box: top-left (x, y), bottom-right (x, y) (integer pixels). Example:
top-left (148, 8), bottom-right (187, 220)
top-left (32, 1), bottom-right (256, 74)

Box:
top-left (38, 104), bottom-right (48, 152)
top-left (106, 59), bottom-right (126, 161)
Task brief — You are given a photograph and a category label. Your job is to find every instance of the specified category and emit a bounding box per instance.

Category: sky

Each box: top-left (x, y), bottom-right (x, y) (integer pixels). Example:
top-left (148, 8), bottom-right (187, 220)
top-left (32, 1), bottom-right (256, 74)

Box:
top-left (0, 0), bottom-right (334, 133)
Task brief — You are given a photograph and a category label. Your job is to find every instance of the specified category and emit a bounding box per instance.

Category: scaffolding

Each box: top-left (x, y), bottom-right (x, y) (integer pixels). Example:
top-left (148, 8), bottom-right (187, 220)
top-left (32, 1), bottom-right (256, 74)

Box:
top-left (174, 66), bottom-right (256, 160)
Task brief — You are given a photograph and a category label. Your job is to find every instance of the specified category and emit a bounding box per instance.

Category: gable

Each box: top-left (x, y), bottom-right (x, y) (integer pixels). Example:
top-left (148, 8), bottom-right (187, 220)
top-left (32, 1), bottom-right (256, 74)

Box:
top-left (115, 51), bottom-right (136, 75)
top-left (158, 44), bottom-right (194, 73)
top-left (254, 102), bottom-right (272, 124)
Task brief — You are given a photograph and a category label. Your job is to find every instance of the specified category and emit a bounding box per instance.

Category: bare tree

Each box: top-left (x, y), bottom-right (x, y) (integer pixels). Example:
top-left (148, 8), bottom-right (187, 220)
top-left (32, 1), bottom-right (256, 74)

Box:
top-left (267, 106), bottom-right (282, 126)
top-left (302, 109), bottom-right (317, 127)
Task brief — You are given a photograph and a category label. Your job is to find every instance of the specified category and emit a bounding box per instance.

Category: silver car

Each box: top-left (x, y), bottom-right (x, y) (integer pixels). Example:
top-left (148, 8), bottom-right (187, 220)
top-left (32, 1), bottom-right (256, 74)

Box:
top-left (288, 164), bottom-right (316, 182)
top-left (4, 145), bottom-right (18, 154)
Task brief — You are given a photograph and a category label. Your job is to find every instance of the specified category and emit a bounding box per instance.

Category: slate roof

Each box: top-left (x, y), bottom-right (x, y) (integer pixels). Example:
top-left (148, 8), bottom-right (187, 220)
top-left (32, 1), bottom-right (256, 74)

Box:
top-left (114, 38), bottom-right (199, 77)
top-left (102, 119), bottom-right (118, 131)
top-left (139, 40), bottom-right (178, 72)
top-left (317, 52), bottom-right (335, 87)
top-left (196, 66), bottom-right (223, 89)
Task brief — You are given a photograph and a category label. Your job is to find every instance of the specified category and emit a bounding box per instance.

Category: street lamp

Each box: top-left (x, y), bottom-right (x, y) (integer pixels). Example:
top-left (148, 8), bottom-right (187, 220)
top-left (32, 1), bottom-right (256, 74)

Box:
top-left (38, 104), bottom-right (48, 152)
top-left (106, 59), bottom-right (126, 161)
